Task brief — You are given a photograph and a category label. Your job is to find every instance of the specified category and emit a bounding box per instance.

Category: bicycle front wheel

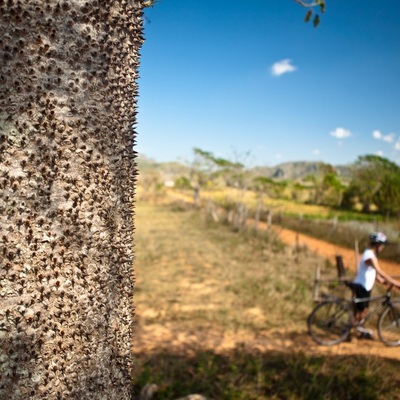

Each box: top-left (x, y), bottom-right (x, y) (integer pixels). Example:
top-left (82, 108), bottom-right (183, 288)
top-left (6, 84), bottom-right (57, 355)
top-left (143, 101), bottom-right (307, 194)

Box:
top-left (308, 301), bottom-right (352, 346)
top-left (378, 301), bottom-right (400, 347)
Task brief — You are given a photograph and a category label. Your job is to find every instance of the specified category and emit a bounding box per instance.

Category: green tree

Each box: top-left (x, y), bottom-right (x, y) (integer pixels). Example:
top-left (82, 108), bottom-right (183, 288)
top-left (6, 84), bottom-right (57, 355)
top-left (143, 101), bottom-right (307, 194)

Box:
top-left (190, 148), bottom-right (222, 207)
top-left (345, 155), bottom-right (400, 214)
top-left (189, 148), bottom-right (245, 207)
top-left (303, 163), bottom-right (342, 205)
top-left (375, 172), bottom-right (400, 216)
top-left (174, 175), bottom-right (192, 189)
top-left (290, 181), bottom-right (310, 202)
top-left (321, 172), bottom-right (346, 207)
top-left (253, 177), bottom-right (288, 200)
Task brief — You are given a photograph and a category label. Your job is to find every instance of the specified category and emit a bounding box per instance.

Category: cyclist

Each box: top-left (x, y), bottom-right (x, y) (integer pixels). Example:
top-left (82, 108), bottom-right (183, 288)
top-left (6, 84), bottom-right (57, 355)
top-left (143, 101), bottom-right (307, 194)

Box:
top-left (352, 232), bottom-right (400, 339)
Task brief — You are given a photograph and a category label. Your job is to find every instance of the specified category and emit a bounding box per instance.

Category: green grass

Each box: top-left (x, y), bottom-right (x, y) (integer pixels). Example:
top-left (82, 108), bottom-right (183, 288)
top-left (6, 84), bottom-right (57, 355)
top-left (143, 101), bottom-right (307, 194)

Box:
top-left (132, 198), bottom-right (400, 400)
top-left (134, 199), bottom-right (316, 331)
top-left (133, 349), bottom-right (400, 400)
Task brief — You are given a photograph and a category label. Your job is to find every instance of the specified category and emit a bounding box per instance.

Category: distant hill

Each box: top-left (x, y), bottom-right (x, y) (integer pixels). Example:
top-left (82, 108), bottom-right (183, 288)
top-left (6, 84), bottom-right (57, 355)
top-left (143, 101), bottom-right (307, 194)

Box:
top-left (137, 154), bottom-right (190, 181)
top-left (137, 154), bottom-right (351, 182)
top-left (250, 161), bottom-right (351, 180)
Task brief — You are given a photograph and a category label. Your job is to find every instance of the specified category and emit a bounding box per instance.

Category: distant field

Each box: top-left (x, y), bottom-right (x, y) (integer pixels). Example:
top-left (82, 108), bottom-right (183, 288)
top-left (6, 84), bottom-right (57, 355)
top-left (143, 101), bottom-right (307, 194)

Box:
top-left (167, 187), bottom-right (400, 263)
top-left (132, 198), bottom-right (400, 400)
top-left (171, 187), bottom-right (386, 221)
top-left (169, 187), bottom-right (332, 217)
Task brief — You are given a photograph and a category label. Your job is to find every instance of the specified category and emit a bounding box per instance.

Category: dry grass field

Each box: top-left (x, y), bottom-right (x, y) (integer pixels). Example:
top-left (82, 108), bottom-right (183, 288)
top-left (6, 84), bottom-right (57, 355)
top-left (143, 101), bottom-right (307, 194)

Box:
top-left (132, 198), bottom-right (400, 399)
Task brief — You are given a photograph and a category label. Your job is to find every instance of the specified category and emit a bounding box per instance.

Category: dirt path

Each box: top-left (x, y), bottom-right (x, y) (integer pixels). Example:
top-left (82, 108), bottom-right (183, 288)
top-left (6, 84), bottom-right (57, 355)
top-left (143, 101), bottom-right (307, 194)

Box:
top-left (276, 225), bottom-right (400, 277)
top-left (133, 323), bottom-right (400, 361)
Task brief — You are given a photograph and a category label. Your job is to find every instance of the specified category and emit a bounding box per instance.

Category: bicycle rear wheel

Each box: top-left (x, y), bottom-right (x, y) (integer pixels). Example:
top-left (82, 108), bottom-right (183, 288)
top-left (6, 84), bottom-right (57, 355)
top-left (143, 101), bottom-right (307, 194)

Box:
top-left (308, 301), bottom-right (352, 345)
top-left (378, 301), bottom-right (400, 347)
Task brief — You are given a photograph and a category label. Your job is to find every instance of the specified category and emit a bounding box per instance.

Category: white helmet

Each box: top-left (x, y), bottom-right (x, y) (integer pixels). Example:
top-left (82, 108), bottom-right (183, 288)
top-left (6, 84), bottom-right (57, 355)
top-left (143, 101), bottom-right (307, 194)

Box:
top-left (369, 232), bottom-right (387, 245)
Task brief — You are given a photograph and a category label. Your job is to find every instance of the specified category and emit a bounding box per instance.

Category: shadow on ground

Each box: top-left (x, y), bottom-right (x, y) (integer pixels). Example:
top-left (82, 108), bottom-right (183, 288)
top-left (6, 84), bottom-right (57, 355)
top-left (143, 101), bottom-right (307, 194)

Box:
top-left (132, 346), bottom-right (400, 400)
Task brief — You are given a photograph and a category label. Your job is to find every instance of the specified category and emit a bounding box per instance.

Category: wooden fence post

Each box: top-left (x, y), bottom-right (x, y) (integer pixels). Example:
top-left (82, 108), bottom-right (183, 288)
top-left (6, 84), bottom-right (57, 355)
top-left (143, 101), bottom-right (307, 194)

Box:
top-left (267, 211), bottom-right (272, 232)
top-left (313, 264), bottom-right (321, 301)
top-left (254, 198), bottom-right (261, 232)
top-left (354, 239), bottom-right (359, 269)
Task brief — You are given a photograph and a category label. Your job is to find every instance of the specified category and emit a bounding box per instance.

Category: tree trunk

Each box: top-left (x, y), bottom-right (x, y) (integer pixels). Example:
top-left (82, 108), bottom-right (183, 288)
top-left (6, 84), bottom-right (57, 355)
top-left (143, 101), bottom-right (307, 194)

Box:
top-left (193, 184), bottom-right (200, 208)
top-left (0, 1), bottom-right (143, 398)
top-left (362, 201), bottom-right (371, 213)
top-left (254, 196), bottom-right (262, 232)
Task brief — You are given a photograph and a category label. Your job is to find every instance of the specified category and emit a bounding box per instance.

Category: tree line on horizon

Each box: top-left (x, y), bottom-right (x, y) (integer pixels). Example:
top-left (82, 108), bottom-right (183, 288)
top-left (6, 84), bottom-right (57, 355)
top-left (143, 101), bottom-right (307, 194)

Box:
top-left (154, 149), bottom-right (400, 218)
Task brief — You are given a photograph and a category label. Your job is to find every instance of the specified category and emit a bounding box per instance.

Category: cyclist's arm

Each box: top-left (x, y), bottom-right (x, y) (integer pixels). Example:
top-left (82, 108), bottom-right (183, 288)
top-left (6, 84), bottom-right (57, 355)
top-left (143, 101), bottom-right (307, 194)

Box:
top-left (367, 257), bottom-right (400, 288)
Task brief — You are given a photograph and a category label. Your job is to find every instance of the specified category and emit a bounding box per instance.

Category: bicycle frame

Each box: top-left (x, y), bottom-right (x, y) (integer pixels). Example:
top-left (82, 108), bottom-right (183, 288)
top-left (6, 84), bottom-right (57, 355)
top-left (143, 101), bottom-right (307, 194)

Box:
top-left (345, 284), bottom-right (395, 326)
top-left (308, 281), bottom-right (400, 346)
top-left (319, 286), bottom-right (395, 325)
top-left (352, 294), bottom-right (390, 326)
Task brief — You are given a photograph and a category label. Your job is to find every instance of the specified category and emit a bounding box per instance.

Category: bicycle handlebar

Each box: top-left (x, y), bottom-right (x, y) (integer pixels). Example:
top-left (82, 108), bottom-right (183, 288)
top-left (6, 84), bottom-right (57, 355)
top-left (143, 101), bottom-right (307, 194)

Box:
top-left (385, 283), bottom-right (400, 292)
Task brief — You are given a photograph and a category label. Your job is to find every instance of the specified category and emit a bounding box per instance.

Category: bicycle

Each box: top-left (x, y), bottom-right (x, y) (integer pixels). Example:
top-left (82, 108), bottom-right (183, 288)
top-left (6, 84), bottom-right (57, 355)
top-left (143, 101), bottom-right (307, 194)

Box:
top-left (307, 284), bottom-right (400, 346)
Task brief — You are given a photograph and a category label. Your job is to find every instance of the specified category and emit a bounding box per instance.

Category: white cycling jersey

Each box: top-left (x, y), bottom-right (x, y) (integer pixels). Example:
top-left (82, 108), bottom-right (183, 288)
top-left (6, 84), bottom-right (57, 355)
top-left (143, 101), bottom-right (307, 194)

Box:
top-left (353, 248), bottom-right (377, 291)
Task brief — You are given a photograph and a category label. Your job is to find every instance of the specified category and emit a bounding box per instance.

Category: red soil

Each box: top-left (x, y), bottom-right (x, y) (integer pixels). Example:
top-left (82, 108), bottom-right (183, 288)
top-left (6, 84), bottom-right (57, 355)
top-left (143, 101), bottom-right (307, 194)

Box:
top-left (277, 226), bottom-right (400, 277)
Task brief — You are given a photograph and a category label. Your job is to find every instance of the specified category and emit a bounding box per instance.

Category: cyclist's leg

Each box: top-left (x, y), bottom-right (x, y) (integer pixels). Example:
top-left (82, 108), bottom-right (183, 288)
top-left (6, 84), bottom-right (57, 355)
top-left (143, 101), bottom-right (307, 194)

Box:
top-left (352, 284), bottom-right (370, 322)
top-left (352, 284), bottom-right (374, 338)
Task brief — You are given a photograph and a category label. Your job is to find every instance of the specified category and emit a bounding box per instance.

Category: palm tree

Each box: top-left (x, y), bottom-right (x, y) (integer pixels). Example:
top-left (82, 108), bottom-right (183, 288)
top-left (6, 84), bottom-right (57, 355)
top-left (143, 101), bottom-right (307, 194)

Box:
top-left (0, 1), bottom-right (143, 398)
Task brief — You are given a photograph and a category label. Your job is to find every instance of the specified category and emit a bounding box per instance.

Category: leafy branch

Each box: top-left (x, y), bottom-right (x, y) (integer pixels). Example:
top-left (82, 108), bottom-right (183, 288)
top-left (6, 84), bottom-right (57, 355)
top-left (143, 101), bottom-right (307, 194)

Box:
top-left (293, 0), bottom-right (326, 27)
top-left (143, 0), bottom-right (160, 8)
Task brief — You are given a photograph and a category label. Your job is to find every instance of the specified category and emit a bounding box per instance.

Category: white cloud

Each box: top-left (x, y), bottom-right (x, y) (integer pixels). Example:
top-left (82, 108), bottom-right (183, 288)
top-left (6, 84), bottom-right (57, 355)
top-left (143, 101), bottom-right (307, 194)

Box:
top-left (313, 149), bottom-right (320, 155)
top-left (373, 130), bottom-right (382, 139)
top-left (395, 141), bottom-right (400, 151)
top-left (271, 59), bottom-right (297, 76)
top-left (376, 150), bottom-right (384, 157)
top-left (275, 153), bottom-right (282, 159)
top-left (330, 127), bottom-right (352, 139)
top-left (383, 133), bottom-right (395, 143)
top-left (373, 130), bottom-right (395, 143)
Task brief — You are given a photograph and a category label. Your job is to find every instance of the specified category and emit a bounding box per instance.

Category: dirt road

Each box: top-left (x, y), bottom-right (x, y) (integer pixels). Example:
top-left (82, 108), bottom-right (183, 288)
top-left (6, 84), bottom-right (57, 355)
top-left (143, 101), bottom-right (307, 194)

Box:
top-left (276, 226), bottom-right (400, 277)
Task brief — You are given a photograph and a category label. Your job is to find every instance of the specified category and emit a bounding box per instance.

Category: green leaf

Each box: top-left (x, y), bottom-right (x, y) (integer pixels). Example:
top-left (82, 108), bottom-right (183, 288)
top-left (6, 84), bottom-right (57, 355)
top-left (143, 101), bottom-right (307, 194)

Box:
top-left (304, 9), bottom-right (312, 23)
top-left (320, 2), bottom-right (326, 13)
top-left (313, 14), bottom-right (320, 28)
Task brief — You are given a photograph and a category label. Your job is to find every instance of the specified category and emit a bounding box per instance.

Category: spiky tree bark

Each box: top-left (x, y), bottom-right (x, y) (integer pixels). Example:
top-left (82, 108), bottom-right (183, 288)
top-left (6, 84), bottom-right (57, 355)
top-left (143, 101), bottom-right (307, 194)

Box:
top-left (0, 1), bottom-right (143, 398)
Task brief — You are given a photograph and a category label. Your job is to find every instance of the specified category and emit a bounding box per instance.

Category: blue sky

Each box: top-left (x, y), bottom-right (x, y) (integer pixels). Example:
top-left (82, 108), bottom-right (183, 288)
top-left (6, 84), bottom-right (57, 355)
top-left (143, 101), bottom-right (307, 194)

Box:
top-left (137, 0), bottom-right (400, 167)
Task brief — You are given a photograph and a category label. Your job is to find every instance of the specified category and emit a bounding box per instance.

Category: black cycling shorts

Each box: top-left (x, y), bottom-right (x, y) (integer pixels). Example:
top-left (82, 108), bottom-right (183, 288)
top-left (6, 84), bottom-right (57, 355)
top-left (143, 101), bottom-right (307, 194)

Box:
top-left (352, 283), bottom-right (371, 312)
